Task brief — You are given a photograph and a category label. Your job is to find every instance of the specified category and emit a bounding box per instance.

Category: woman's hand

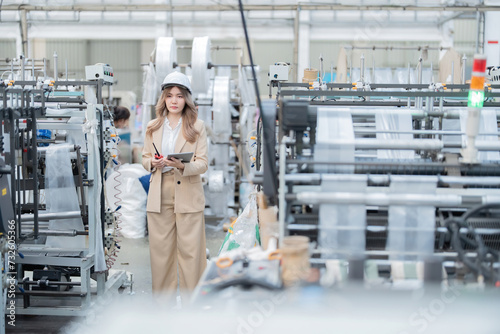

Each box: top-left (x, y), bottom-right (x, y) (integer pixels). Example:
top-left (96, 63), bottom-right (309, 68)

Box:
top-left (151, 156), bottom-right (167, 169)
top-left (165, 157), bottom-right (185, 170)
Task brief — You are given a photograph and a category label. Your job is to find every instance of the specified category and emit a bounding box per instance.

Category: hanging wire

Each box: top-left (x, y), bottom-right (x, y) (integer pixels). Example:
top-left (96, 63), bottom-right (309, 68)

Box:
top-left (238, 0), bottom-right (266, 172)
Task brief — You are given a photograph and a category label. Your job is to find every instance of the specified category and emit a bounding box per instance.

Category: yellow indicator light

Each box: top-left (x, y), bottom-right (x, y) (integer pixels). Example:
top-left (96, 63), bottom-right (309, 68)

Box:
top-left (470, 76), bottom-right (485, 90)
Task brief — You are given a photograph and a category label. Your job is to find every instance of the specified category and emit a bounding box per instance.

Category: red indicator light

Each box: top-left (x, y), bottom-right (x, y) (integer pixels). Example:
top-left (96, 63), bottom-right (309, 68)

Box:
top-left (472, 57), bottom-right (487, 73)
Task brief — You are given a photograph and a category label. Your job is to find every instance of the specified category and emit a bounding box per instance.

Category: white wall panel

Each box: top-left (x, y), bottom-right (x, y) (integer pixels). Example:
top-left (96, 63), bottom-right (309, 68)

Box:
top-left (45, 39), bottom-right (87, 80)
top-left (89, 40), bottom-right (142, 93)
top-left (0, 40), bottom-right (17, 59)
top-left (252, 40), bottom-right (293, 94)
top-left (454, 19), bottom-right (478, 64)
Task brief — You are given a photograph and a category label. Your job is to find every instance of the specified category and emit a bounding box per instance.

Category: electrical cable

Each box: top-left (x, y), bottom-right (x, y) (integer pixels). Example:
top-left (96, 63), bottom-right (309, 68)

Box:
top-left (461, 203), bottom-right (500, 222)
top-left (102, 104), bottom-right (123, 269)
top-left (446, 203), bottom-right (500, 283)
top-left (238, 0), bottom-right (266, 173)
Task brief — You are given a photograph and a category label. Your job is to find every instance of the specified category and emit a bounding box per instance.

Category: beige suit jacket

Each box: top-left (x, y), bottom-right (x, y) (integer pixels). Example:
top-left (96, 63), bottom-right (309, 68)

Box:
top-left (142, 118), bottom-right (208, 213)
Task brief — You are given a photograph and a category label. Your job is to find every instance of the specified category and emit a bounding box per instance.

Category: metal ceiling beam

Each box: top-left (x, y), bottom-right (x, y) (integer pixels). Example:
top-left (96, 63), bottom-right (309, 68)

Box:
top-left (2, 4), bottom-right (500, 12)
top-left (437, 12), bottom-right (468, 25)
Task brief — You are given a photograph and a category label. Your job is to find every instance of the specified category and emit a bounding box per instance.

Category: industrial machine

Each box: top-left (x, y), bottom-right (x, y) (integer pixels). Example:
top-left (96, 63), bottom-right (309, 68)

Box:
top-left (0, 55), bottom-right (131, 317)
top-left (254, 53), bottom-right (500, 287)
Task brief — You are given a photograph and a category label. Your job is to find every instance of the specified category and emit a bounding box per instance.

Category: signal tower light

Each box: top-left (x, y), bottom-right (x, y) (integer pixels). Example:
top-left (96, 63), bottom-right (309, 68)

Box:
top-left (468, 55), bottom-right (487, 108)
top-left (462, 54), bottom-right (487, 164)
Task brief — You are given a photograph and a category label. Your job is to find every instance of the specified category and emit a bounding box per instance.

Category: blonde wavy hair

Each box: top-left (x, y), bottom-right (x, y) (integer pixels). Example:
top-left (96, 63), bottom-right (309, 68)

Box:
top-left (146, 86), bottom-right (199, 143)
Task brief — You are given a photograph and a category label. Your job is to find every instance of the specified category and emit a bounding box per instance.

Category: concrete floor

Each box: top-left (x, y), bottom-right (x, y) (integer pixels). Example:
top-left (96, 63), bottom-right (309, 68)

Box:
top-left (7, 219), bottom-right (226, 334)
top-left (111, 220), bottom-right (226, 296)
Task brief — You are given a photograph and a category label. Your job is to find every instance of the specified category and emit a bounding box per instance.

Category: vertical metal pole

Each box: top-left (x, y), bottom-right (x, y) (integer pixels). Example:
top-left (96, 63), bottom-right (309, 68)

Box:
top-left (349, 49), bottom-right (353, 84)
top-left (20, 9), bottom-right (28, 57)
top-left (475, 11), bottom-right (480, 53)
top-left (293, 8), bottom-right (299, 83)
top-left (417, 57), bottom-right (423, 84)
top-left (372, 57), bottom-right (375, 83)
top-left (53, 52), bottom-right (58, 81)
top-left (30, 93), bottom-right (39, 240)
top-left (278, 138), bottom-right (286, 243)
top-left (43, 58), bottom-right (47, 80)
top-left (319, 53), bottom-right (323, 84)
top-left (97, 80), bottom-right (102, 103)
top-left (481, 12), bottom-right (485, 54)
top-left (439, 97), bottom-right (444, 140)
top-left (417, 57), bottom-right (423, 109)
top-left (31, 58), bottom-right (35, 80)
top-left (451, 61), bottom-right (455, 84)
top-left (462, 54), bottom-right (467, 84)
top-left (86, 104), bottom-right (97, 256)
top-left (168, 0), bottom-right (174, 37)
top-left (407, 62), bottom-right (411, 108)
top-left (430, 62), bottom-right (433, 83)
top-left (20, 55), bottom-right (25, 81)
top-left (330, 62), bottom-right (333, 83)
top-left (360, 54), bottom-right (365, 83)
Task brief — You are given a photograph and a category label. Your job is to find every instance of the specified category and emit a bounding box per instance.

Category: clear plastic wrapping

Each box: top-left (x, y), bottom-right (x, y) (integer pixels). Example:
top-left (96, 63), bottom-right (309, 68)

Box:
top-left (315, 108), bottom-right (355, 174)
top-left (319, 175), bottom-right (367, 259)
top-left (460, 108), bottom-right (500, 161)
top-left (386, 176), bottom-right (437, 261)
top-left (45, 144), bottom-right (86, 249)
top-left (218, 192), bottom-right (259, 255)
top-left (375, 110), bottom-right (414, 160)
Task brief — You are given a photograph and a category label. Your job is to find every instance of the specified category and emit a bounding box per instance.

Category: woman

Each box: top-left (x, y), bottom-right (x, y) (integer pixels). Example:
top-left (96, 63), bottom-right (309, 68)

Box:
top-left (142, 72), bottom-right (208, 300)
top-left (112, 106), bottom-right (131, 129)
top-left (112, 106), bottom-right (132, 163)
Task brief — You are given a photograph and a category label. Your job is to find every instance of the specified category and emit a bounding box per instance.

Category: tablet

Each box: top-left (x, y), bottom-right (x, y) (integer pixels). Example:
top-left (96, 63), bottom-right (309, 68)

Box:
top-left (167, 152), bottom-right (194, 163)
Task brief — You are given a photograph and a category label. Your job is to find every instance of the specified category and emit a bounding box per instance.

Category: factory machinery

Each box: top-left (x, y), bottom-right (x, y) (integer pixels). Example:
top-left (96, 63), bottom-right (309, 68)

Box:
top-left (259, 54), bottom-right (500, 287)
top-left (143, 36), bottom-right (259, 220)
top-left (0, 57), bottom-right (131, 318)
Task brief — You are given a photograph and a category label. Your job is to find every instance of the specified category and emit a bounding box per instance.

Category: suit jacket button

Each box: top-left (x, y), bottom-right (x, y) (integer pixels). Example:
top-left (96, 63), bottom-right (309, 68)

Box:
top-left (177, 181), bottom-right (181, 184)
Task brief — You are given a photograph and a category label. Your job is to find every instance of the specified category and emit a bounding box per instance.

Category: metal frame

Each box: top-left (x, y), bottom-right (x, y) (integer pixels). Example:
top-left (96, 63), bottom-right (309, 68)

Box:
top-left (1, 78), bottom-right (129, 316)
top-left (267, 80), bottom-right (500, 266)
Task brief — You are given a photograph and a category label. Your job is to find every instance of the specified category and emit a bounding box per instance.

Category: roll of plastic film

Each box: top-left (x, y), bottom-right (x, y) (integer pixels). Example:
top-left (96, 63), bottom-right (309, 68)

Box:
top-left (45, 144), bottom-right (86, 249)
top-left (156, 37), bottom-right (177, 88)
top-left (212, 76), bottom-right (231, 137)
top-left (191, 36), bottom-right (211, 94)
top-left (208, 170), bottom-right (224, 192)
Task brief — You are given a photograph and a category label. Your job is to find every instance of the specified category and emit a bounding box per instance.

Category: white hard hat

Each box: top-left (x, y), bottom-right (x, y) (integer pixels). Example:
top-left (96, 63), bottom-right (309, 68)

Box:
top-left (161, 71), bottom-right (192, 94)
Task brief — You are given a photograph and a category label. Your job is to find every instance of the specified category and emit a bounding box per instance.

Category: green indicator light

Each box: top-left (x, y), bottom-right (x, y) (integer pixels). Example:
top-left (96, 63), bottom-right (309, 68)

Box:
top-left (468, 90), bottom-right (484, 108)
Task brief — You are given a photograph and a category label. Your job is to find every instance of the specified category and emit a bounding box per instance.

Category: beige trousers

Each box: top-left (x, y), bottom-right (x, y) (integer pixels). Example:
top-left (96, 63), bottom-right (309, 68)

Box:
top-left (147, 172), bottom-right (206, 297)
